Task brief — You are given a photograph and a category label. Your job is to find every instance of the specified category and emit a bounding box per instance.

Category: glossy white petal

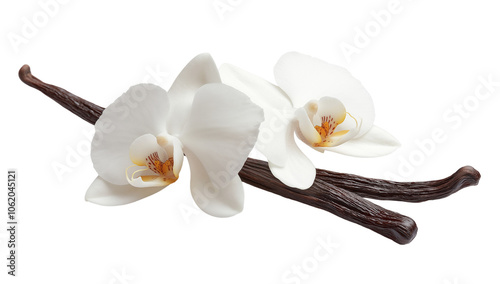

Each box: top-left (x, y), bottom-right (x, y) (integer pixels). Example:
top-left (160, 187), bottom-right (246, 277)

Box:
top-left (166, 53), bottom-right (221, 135)
top-left (185, 149), bottom-right (244, 217)
top-left (295, 107), bottom-right (321, 145)
top-left (85, 176), bottom-right (164, 206)
top-left (179, 83), bottom-right (264, 186)
top-left (323, 125), bottom-right (400, 157)
top-left (254, 109), bottom-right (295, 167)
top-left (220, 63), bottom-right (294, 167)
top-left (274, 52), bottom-right (375, 136)
top-left (92, 84), bottom-right (170, 185)
top-left (268, 123), bottom-right (316, 189)
top-left (219, 63), bottom-right (293, 110)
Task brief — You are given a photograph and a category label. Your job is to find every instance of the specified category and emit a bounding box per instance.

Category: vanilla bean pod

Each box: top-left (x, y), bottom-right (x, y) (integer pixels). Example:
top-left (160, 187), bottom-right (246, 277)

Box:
top-left (19, 65), bottom-right (480, 244)
top-left (19, 65), bottom-right (103, 124)
top-left (239, 158), bottom-right (417, 244)
top-left (316, 166), bottom-right (480, 202)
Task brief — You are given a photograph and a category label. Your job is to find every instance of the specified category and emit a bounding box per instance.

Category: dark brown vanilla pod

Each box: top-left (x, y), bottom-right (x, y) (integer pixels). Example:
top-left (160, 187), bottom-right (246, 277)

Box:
top-left (19, 65), bottom-right (104, 124)
top-left (239, 158), bottom-right (417, 244)
top-left (18, 64), bottom-right (479, 245)
top-left (316, 166), bottom-right (480, 202)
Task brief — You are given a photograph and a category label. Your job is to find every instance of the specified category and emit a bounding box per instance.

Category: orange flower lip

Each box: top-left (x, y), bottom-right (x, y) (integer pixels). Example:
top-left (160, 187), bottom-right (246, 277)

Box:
top-left (145, 152), bottom-right (176, 182)
top-left (298, 97), bottom-right (360, 148)
top-left (126, 133), bottom-right (183, 188)
top-left (312, 112), bottom-right (357, 147)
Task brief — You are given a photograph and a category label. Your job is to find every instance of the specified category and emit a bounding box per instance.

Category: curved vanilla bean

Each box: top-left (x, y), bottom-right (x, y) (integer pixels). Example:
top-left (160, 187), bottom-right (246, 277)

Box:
top-left (19, 65), bottom-right (104, 124)
top-left (239, 158), bottom-right (417, 244)
top-left (316, 167), bottom-right (480, 202)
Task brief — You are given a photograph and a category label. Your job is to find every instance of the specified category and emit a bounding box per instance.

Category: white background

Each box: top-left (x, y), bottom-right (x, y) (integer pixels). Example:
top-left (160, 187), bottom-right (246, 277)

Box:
top-left (1, 0), bottom-right (499, 283)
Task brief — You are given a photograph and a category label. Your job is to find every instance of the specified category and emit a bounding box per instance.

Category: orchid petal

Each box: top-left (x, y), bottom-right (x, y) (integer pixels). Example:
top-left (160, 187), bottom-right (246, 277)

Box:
top-left (179, 83), bottom-right (264, 186)
top-left (85, 176), bottom-right (164, 206)
top-left (322, 125), bottom-right (400, 157)
top-left (92, 84), bottom-right (170, 185)
top-left (295, 107), bottom-right (321, 145)
top-left (166, 53), bottom-right (221, 135)
top-left (219, 63), bottom-right (294, 167)
top-left (269, 122), bottom-right (316, 189)
top-left (254, 109), bottom-right (294, 167)
top-left (185, 150), bottom-right (244, 217)
top-left (274, 52), bottom-right (375, 136)
top-left (219, 63), bottom-right (293, 110)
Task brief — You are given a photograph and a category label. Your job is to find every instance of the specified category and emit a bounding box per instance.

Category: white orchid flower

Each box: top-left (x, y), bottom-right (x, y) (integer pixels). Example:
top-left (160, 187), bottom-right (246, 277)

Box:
top-left (219, 52), bottom-right (399, 189)
top-left (85, 54), bottom-right (264, 217)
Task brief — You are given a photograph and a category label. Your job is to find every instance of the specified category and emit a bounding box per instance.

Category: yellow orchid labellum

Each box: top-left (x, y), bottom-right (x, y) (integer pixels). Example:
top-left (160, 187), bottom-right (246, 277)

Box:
top-left (298, 97), bottom-right (361, 149)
